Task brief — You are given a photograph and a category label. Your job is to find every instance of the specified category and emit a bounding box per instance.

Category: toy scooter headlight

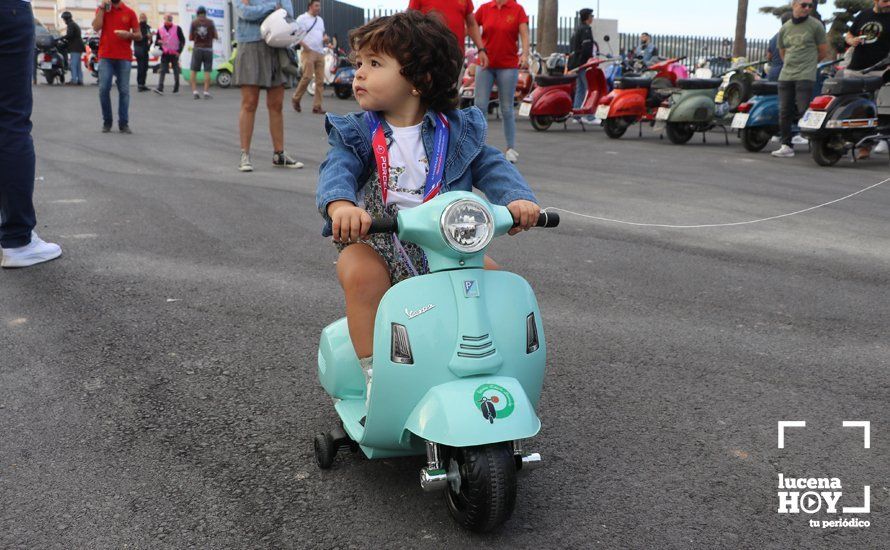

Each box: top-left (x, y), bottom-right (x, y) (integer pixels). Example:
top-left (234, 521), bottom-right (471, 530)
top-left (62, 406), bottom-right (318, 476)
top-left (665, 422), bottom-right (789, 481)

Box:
top-left (440, 199), bottom-right (493, 253)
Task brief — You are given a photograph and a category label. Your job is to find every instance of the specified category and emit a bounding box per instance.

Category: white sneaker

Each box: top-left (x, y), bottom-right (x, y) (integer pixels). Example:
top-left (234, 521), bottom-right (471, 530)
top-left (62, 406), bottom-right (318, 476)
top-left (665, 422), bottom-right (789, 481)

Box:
top-left (874, 140), bottom-right (889, 154)
top-left (239, 150), bottom-right (253, 172)
top-left (771, 144), bottom-right (795, 158)
top-left (791, 135), bottom-right (808, 146)
top-left (1, 233), bottom-right (62, 268)
top-left (505, 148), bottom-right (519, 163)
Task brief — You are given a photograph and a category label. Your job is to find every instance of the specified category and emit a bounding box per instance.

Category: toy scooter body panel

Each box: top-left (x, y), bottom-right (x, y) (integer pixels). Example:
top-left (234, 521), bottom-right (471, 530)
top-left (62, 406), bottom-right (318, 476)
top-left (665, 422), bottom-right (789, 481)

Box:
top-left (530, 85), bottom-right (574, 116)
top-left (405, 376), bottom-right (541, 448)
top-left (353, 268), bottom-right (545, 453)
top-left (318, 317), bottom-right (363, 400)
top-left (667, 88), bottom-right (719, 123)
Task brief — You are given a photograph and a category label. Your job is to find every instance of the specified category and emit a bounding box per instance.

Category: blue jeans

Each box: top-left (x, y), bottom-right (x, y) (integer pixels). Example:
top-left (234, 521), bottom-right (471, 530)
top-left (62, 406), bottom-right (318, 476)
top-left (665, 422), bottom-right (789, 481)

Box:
top-left (0, 0), bottom-right (36, 248)
top-left (474, 67), bottom-right (518, 149)
top-left (98, 58), bottom-right (131, 127)
top-left (573, 68), bottom-right (587, 110)
top-left (69, 51), bottom-right (83, 83)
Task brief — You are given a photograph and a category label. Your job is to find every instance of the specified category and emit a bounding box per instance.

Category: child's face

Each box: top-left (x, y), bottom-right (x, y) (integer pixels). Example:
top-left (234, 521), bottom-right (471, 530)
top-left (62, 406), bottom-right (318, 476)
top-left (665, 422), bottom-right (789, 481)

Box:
top-left (352, 49), bottom-right (416, 113)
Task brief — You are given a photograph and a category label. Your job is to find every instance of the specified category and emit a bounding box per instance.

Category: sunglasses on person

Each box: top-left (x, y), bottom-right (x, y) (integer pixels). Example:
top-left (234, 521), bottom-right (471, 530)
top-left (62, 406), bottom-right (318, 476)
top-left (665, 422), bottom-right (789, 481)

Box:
top-left (799, 3), bottom-right (813, 8)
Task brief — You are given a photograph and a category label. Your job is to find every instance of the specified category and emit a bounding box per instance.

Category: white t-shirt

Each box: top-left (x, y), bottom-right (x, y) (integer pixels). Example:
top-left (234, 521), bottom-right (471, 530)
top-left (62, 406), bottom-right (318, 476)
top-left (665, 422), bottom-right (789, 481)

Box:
top-left (384, 123), bottom-right (428, 211)
top-left (297, 13), bottom-right (325, 54)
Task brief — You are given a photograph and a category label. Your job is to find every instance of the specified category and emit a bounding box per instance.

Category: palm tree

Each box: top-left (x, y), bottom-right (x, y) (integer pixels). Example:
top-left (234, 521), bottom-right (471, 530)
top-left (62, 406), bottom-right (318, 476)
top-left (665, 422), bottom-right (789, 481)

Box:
top-left (733, 0), bottom-right (749, 58)
top-left (536, 0), bottom-right (558, 56)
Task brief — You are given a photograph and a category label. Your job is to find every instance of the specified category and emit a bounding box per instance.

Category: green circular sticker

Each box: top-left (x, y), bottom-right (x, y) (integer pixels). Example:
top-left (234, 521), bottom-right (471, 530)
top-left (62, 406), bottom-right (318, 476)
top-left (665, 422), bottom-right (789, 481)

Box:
top-left (473, 383), bottom-right (515, 422)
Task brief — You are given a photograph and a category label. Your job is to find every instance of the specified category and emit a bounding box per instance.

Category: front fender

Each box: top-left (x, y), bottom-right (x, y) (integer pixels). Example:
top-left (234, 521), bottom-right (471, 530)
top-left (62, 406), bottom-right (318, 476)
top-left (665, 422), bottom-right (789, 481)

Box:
top-left (405, 376), bottom-right (541, 448)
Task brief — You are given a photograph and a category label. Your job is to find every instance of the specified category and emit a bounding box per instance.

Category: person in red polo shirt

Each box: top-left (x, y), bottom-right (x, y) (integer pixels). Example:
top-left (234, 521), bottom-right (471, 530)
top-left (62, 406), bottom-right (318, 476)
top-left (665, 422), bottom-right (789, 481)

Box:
top-left (92, 0), bottom-right (141, 133)
top-left (407, 0), bottom-right (488, 66)
top-left (474, 0), bottom-right (529, 163)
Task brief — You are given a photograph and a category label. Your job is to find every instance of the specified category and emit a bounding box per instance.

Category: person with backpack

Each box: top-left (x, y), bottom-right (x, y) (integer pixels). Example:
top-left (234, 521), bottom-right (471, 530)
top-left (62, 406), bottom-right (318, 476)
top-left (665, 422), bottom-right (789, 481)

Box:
top-left (568, 8), bottom-right (598, 120)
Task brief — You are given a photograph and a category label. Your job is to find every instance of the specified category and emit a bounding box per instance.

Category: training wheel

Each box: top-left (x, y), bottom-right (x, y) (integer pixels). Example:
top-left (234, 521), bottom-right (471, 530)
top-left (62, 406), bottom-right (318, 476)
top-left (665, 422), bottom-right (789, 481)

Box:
top-left (314, 432), bottom-right (335, 469)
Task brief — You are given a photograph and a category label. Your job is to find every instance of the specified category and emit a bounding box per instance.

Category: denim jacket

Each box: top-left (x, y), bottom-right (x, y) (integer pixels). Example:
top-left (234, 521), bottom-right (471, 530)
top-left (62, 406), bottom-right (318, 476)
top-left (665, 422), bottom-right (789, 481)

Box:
top-left (234, 0), bottom-right (292, 44)
top-left (317, 106), bottom-right (537, 236)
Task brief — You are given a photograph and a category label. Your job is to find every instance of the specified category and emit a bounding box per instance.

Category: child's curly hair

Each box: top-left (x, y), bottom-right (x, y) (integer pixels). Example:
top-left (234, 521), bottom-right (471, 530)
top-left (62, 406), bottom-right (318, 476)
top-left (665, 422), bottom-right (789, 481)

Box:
top-left (349, 11), bottom-right (464, 112)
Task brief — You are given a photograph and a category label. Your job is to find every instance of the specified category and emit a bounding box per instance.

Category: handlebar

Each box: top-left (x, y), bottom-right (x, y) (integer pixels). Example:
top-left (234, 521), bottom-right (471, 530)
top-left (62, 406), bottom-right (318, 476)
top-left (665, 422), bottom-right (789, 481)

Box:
top-left (512, 211), bottom-right (560, 229)
top-left (367, 211), bottom-right (560, 235)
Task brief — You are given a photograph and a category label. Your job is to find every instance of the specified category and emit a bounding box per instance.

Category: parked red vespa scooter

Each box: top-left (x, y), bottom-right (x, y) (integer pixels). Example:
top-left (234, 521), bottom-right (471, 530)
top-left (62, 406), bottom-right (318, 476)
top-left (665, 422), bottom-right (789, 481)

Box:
top-left (518, 57), bottom-right (614, 131)
top-left (596, 56), bottom-right (686, 139)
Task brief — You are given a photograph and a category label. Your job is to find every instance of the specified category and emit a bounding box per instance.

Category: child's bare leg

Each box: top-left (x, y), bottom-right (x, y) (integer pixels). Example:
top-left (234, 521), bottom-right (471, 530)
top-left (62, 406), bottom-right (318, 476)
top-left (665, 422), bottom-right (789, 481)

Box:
top-left (337, 243), bottom-right (391, 358)
top-left (484, 255), bottom-right (500, 270)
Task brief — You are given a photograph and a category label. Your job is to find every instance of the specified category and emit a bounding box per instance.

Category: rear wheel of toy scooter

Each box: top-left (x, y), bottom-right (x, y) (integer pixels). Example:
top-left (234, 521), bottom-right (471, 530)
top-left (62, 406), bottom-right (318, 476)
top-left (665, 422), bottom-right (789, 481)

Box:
top-left (666, 122), bottom-right (696, 144)
top-left (530, 115), bottom-right (553, 131)
top-left (741, 127), bottom-right (773, 152)
top-left (444, 443), bottom-right (517, 533)
top-left (810, 138), bottom-right (842, 166)
top-left (314, 433), bottom-right (335, 469)
top-left (602, 117), bottom-right (630, 139)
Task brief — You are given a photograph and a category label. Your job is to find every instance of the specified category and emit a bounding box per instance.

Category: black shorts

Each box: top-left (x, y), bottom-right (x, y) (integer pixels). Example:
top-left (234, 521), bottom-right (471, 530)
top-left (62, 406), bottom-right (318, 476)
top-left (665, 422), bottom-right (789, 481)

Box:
top-left (190, 47), bottom-right (213, 73)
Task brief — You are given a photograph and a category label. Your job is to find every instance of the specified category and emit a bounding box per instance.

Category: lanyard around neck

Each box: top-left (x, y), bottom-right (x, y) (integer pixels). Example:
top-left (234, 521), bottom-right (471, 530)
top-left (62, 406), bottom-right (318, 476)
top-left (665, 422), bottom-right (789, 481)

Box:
top-left (364, 111), bottom-right (450, 206)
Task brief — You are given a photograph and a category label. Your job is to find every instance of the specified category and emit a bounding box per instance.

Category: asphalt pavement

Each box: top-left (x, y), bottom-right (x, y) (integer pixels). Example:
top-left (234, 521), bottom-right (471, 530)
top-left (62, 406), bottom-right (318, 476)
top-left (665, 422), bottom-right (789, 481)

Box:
top-left (2, 81), bottom-right (889, 549)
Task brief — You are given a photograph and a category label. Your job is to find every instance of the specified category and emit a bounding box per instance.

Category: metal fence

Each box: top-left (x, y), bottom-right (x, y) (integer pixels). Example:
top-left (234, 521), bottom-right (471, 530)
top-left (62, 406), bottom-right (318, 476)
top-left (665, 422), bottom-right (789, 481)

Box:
top-left (362, 9), bottom-right (771, 69)
top-left (618, 33), bottom-right (771, 70)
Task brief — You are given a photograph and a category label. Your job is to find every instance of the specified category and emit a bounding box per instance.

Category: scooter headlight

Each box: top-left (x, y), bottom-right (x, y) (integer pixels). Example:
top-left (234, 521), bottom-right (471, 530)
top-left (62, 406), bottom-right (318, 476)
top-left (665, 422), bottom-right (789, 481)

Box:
top-left (440, 199), bottom-right (494, 253)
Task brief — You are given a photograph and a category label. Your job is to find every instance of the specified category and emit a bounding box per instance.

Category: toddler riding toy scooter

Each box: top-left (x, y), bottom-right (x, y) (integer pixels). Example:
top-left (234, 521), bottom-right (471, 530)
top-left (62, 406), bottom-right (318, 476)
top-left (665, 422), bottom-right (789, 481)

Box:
top-left (314, 192), bottom-right (559, 532)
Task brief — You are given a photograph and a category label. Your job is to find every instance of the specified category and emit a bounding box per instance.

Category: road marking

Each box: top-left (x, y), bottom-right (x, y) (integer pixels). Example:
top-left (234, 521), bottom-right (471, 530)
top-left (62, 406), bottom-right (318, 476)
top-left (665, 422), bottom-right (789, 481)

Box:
top-left (50, 199), bottom-right (87, 204)
top-left (7, 318), bottom-right (27, 327)
top-left (59, 233), bottom-right (98, 239)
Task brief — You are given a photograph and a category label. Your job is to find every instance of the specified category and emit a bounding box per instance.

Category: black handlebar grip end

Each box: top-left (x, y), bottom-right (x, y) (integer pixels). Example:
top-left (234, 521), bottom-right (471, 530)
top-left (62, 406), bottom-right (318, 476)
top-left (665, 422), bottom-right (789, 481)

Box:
top-left (369, 218), bottom-right (398, 234)
top-left (537, 211), bottom-right (560, 228)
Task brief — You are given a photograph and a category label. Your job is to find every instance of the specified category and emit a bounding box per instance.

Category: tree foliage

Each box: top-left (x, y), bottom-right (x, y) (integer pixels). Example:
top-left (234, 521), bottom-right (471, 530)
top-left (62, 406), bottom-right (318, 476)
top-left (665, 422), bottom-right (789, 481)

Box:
top-left (759, 0), bottom-right (871, 51)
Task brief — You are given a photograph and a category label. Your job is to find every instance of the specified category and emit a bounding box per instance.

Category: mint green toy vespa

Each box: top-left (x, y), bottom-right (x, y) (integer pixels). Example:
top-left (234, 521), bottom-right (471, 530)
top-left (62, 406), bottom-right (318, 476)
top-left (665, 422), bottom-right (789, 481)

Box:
top-left (314, 192), bottom-right (559, 532)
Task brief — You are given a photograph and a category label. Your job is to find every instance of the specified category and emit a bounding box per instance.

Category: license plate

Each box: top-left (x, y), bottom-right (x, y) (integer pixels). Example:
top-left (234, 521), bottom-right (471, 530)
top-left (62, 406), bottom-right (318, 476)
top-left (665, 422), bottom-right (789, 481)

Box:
top-left (595, 105), bottom-right (610, 119)
top-left (799, 110), bottom-right (827, 130)
top-left (40, 62), bottom-right (53, 69)
top-left (731, 113), bottom-right (750, 129)
top-left (656, 107), bottom-right (671, 121)
top-left (518, 102), bottom-right (531, 117)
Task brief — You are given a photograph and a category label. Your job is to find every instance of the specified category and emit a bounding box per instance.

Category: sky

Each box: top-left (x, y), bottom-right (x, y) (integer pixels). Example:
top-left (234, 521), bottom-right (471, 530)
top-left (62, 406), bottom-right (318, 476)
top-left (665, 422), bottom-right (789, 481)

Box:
top-left (350, 0), bottom-right (843, 40)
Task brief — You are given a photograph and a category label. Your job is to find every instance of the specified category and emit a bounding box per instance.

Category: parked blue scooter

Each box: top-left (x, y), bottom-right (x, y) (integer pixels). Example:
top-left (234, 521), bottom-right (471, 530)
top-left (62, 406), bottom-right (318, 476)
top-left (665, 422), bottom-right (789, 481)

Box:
top-left (730, 60), bottom-right (835, 152)
top-left (314, 192), bottom-right (559, 532)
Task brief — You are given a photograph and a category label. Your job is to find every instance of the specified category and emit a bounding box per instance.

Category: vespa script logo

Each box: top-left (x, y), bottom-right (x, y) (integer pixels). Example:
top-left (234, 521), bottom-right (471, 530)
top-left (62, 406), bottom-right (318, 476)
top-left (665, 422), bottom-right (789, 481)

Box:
top-left (405, 304), bottom-right (436, 320)
top-left (775, 421), bottom-right (871, 529)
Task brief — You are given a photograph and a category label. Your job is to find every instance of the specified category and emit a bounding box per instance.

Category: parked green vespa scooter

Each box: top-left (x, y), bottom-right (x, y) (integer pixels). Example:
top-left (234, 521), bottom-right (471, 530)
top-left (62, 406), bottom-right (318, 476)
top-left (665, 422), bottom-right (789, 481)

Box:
top-left (653, 78), bottom-right (729, 144)
top-left (314, 192), bottom-right (559, 532)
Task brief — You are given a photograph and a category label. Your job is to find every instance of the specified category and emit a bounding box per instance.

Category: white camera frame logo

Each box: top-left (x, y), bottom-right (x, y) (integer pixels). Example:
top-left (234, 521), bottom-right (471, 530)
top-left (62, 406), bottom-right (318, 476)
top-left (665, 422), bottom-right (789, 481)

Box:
top-left (776, 421), bottom-right (871, 516)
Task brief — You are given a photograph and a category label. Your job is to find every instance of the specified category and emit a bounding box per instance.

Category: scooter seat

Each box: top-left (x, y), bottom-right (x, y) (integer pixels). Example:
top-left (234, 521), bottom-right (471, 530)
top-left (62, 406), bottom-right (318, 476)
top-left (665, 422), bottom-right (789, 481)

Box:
top-left (534, 74), bottom-right (578, 87)
top-left (751, 81), bottom-right (779, 96)
top-left (615, 77), bottom-right (653, 89)
top-left (676, 78), bottom-right (723, 90)
top-left (821, 76), bottom-right (885, 95)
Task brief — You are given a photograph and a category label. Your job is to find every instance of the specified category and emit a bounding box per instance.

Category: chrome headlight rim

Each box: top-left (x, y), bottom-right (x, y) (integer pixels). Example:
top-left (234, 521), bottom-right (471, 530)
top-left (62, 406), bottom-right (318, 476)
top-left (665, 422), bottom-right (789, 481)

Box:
top-left (439, 199), bottom-right (494, 254)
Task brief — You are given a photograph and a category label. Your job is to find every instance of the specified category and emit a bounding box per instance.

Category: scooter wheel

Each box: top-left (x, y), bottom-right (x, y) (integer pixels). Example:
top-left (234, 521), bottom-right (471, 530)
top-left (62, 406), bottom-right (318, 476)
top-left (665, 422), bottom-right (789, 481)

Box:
top-left (602, 117), bottom-right (629, 139)
top-left (314, 432), bottom-right (336, 469)
top-left (530, 116), bottom-right (553, 131)
top-left (444, 443), bottom-right (517, 533)
top-left (741, 128), bottom-right (773, 153)
top-left (810, 138), bottom-right (842, 167)
top-left (665, 122), bottom-right (696, 145)
top-left (335, 87), bottom-right (352, 100)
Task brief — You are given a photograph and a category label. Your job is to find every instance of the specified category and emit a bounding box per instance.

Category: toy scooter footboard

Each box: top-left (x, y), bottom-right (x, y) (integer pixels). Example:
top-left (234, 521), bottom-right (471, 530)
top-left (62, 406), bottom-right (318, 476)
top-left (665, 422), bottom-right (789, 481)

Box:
top-left (405, 377), bottom-right (541, 448)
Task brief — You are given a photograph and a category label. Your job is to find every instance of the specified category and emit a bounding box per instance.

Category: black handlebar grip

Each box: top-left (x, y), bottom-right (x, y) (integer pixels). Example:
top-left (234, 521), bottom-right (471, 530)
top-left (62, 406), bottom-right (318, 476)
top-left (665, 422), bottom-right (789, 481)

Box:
top-left (368, 218), bottom-right (398, 234)
top-left (512, 211), bottom-right (560, 229)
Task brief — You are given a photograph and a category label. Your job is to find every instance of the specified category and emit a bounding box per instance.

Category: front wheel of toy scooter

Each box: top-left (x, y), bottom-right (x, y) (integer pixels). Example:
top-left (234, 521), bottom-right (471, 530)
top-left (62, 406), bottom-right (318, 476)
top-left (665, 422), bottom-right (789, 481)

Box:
top-left (444, 443), bottom-right (517, 533)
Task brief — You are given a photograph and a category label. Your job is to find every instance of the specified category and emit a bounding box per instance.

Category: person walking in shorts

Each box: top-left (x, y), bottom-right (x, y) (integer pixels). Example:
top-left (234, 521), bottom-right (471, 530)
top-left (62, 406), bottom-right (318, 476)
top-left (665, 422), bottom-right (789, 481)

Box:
top-left (189, 6), bottom-right (218, 99)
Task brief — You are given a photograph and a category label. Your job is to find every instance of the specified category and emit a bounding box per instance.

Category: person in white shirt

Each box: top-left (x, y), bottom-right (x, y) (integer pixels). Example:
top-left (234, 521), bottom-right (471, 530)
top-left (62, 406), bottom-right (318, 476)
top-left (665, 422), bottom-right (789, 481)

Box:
top-left (291, 0), bottom-right (328, 114)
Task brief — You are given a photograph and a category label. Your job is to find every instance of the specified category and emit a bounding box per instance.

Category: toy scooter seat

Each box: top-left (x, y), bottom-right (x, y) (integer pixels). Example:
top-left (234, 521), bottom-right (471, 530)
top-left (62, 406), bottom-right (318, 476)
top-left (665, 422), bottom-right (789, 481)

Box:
top-left (616, 77), bottom-right (653, 89)
top-left (821, 76), bottom-right (884, 95)
top-left (751, 81), bottom-right (779, 96)
top-left (676, 78), bottom-right (723, 90)
top-left (534, 74), bottom-right (578, 87)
